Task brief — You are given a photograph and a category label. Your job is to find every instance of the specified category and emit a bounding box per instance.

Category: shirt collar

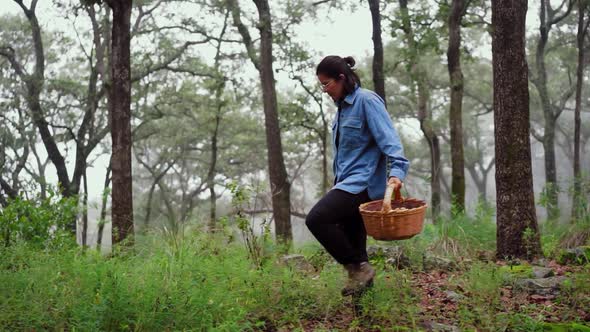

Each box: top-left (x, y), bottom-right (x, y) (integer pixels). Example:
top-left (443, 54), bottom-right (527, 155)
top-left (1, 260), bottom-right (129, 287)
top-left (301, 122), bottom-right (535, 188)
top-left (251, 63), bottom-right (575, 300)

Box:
top-left (336, 84), bottom-right (360, 108)
top-left (344, 84), bottom-right (360, 104)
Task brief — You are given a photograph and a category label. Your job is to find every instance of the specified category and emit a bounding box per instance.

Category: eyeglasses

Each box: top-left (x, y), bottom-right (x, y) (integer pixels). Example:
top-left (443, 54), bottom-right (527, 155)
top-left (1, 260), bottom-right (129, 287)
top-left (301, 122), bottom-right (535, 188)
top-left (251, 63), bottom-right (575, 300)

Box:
top-left (319, 79), bottom-right (335, 91)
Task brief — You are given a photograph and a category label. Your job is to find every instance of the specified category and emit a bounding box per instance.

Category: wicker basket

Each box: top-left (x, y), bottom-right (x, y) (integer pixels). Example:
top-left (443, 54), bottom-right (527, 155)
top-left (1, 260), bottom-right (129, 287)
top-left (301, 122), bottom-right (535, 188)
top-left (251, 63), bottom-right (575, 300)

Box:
top-left (359, 183), bottom-right (427, 241)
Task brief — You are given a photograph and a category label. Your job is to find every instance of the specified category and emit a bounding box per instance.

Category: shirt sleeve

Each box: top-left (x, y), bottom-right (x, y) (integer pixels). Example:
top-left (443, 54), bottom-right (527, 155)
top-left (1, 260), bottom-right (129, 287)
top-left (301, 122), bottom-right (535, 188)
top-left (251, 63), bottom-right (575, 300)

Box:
top-left (364, 96), bottom-right (410, 181)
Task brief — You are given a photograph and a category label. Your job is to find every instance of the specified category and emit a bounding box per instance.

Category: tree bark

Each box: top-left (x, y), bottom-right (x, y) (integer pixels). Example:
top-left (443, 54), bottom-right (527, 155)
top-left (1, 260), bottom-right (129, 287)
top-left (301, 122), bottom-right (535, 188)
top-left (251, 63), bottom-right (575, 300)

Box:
top-left (368, 0), bottom-right (386, 105)
top-left (229, 0), bottom-right (292, 244)
top-left (492, 0), bottom-right (542, 259)
top-left (572, 0), bottom-right (589, 221)
top-left (207, 106), bottom-right (221, 231)
top-left (254, 0), bottom-right (292, 244)
top-left (82, 171), bottom-right (89, 247)
top-left (447, 0), bottom-right (467, 213)
top-left (418, 81), bottom-right (441, 220)
top-left (106, 0), bottom-right (134, 245)
top-left (97, 162), bottom-right (112, 251)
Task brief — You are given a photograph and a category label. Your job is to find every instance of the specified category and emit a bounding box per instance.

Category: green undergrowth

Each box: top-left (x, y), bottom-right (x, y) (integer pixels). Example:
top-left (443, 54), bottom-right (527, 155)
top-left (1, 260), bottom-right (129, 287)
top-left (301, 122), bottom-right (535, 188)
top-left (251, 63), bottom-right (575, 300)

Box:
top-left (2, 193), bottom-right (590, 331)
top-left (1, 233), bottom-right (328, 331)
top-left (381, 199), bottom-right (498, 265)
top-left (2, 232), bottom-right (589, 331)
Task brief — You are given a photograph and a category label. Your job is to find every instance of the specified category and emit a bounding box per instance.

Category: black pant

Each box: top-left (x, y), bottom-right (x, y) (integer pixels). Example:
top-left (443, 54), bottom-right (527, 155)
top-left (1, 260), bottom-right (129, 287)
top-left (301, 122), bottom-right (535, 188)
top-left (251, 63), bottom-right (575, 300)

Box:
top-left (305, 188), bottom-right (372, 265)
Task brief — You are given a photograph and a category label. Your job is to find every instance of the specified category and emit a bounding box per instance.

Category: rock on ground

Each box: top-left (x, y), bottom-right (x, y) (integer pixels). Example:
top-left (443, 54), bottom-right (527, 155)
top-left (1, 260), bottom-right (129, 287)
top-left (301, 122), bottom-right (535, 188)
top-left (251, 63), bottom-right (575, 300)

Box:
top-left (280, 254), bottom-right (316, 274)
top-left (420, 321), bottom-right (461, 332)
top-left (514, 276), bottom-right (568, 296)
top-left (532, 266), bottom-right (555, 279)
top-left (367, 244), bottom-right (411, 269)
top-left (423, 253), bottom-right (458, 272)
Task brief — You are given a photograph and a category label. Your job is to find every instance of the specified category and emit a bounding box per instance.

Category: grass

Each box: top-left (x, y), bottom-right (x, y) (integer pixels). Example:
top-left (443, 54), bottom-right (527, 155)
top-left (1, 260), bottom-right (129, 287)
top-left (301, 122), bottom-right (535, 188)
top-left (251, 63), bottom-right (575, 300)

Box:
top-left (1, 229), bottom-right (410, 331)
top-left (1, 196), bottom-right (590, 331)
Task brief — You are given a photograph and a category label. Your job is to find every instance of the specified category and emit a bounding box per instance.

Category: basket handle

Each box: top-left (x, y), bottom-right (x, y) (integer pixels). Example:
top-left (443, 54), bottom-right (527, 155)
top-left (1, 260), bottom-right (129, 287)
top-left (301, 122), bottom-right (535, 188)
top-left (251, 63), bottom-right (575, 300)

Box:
top-left (382, 182), bottom-right (403, 213)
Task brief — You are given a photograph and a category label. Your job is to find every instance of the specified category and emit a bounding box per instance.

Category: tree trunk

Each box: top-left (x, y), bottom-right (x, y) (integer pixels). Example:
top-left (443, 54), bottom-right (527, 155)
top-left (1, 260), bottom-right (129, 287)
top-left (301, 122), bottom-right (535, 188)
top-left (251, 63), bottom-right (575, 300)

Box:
top-left (467, 166), bottom-right (485, 201)
top-left (209, 186), bottom-right (217, 230)
top-left (207, 13), bottom-right (230, 232)
top-left (107, 0), bottom-right (134, 245)
top-left (97, 162), bottom-right (112, 251)
top-left (418, 82), bottom-right (441, 221)
top-left (467, 157), bottom-right (494, 205)
top-left (18, 3), bottom-right (75, 235)
top-left (428, 126), bottom-right (442, 221)
top-left (542, 118), bottom-right (559, 219)
top-left (0, 2), bottom-right (72, 199)
top-left (368, 0), bottom-right (386, 105)
top-left (82, 171), bottom-right (89, 247)
top-left (144, 181), bottom-right (157, 228)
top-left (252, 0), bottom-right (292, 244)
top-left (3, 2), bottom-right (113, 203)
top-left (572, 0), bottom-right (588, 221)
top-left (533, 0), bottom-right (575, 221)
top-left (229, 0), bottom-right (292, 244)
top-left (492, 0), bottom-right (542, 259)
top-left (0, 179), bottom-right (17, 201)
top-left (0, 192), bottom-right (7, 208)
top-left (321, 126), bottom-right (329, 195)
top-left (398, 0), bottom-right (441, 221)
top-left (30, 146), bottom-right (49, 200)
top-left (27, 9), bottom-right (72, 198)
top-left (447, 0), bottom-right (466, 213)
top-left (207, 107), bottom-right (221, 231)
top-left (1, 2), bottom-right (119, 236)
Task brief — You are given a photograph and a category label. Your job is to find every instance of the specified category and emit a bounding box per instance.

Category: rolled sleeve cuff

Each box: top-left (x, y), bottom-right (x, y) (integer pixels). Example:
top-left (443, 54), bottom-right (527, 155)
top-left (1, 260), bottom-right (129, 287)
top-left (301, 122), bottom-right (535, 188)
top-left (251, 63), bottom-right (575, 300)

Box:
top-left (389, 167), bottom-right (408, 182)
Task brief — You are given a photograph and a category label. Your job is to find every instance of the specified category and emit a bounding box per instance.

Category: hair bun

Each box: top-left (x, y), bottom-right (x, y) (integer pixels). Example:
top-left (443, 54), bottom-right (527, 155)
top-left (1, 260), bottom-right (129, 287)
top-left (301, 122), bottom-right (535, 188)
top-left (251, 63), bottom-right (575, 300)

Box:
top-left (343, 56), bottom-right (356, 68)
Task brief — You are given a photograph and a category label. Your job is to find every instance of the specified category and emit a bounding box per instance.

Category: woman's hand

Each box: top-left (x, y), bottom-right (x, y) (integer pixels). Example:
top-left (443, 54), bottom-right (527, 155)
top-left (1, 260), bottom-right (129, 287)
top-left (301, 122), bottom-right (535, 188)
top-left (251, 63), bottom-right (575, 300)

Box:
top-left (387, 176), bottom-right (402, 191)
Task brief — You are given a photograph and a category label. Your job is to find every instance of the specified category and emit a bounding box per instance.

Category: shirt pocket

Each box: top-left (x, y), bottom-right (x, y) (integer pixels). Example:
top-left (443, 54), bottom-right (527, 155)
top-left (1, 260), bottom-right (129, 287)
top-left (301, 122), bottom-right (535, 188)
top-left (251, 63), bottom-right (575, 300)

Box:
top-left (340, 116), bottom-right (363, 149)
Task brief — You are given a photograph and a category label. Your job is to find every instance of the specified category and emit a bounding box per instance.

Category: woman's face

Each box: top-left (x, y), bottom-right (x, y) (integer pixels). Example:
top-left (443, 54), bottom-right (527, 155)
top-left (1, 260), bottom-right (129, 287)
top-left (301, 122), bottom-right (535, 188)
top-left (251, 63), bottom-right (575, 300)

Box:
top-left (317, 73), bottom-right (345, 101)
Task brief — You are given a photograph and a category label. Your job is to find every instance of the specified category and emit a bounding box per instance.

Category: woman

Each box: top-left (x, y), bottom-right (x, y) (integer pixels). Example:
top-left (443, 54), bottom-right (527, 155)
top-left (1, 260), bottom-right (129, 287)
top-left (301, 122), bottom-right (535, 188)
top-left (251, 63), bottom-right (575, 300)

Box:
top-left (305, 55), bottom-right (410, 296)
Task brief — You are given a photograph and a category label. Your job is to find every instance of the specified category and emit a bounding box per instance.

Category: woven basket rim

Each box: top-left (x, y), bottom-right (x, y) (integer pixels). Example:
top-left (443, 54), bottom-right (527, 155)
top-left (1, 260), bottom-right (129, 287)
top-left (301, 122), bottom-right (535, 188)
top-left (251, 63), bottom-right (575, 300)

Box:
top-left (359, 197), bottom-right (427, 216)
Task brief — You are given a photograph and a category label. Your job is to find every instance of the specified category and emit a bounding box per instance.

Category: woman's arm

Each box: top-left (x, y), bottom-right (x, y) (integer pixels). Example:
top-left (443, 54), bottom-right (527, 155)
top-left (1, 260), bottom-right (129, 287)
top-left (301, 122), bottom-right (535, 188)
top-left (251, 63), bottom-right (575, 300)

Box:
top-left (364, 96), bottom-right (410, 182)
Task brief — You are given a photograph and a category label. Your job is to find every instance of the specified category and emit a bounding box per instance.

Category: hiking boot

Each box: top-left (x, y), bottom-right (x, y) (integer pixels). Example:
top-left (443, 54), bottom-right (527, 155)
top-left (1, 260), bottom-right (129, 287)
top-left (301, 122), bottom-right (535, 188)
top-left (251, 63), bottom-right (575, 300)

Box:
top-left (341, 261), bottom-right (376, 296)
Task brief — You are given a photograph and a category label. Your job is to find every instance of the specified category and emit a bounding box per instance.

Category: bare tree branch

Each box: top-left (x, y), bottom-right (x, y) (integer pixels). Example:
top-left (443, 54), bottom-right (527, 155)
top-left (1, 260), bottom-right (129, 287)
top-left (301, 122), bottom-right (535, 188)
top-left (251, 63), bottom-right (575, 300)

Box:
top-left (132, 0), bottom-right (164, 36)
top-left (312, 0), bottom-right (332, 6)
top-left (0, 46), bottom-right (27, 80)
top-left (227, 0), bottom-right (260, 70)
top-left (549, 0), bottom-right (575, 25)
top-left (131, 40), bottom-right (207, 82)
top-left (242, 208), bottom-right (307, 219)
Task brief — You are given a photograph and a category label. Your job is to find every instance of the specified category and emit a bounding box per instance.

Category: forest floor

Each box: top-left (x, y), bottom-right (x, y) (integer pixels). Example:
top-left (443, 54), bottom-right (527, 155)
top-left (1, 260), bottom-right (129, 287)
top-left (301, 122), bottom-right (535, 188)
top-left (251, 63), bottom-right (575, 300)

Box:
top-left (303, 261), bottom-right (590, 332)
top-left (288, 255), bottom-right (590, 332)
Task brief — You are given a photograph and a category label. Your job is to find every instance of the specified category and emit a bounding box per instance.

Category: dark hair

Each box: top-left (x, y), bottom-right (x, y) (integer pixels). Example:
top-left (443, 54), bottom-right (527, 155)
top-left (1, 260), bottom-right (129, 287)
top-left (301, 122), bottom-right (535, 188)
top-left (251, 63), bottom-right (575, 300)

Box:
top-left (316, 55), bottom-right (362, 97)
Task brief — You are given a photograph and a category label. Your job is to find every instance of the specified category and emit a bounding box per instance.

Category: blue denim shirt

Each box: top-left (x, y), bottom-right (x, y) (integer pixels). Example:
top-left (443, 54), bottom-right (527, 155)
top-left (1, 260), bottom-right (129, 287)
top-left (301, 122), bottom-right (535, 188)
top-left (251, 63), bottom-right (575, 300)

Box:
top-left (332, 86), bottom-right (410, 200)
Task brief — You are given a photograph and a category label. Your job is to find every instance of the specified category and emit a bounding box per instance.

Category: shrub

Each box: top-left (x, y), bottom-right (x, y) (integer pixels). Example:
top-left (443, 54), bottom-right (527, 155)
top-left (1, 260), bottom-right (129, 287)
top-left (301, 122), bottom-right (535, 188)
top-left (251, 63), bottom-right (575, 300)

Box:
top-left (0, 190), bottom-right (77, 249)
